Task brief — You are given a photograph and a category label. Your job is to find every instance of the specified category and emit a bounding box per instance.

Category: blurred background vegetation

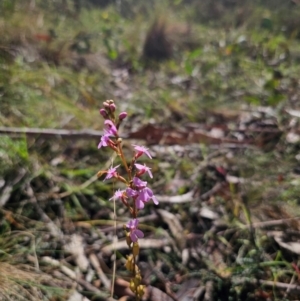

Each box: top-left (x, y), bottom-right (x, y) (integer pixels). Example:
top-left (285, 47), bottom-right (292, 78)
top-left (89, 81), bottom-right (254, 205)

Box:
top-left (2, 0), bottom-right (300, 300)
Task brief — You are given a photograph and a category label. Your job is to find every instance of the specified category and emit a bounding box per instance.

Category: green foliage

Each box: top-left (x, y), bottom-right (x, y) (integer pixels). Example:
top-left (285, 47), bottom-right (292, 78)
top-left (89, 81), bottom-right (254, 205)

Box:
top-left (0, 136), bottom-right (28, 174)
top-left (0, 0), bottom-right (16, 14)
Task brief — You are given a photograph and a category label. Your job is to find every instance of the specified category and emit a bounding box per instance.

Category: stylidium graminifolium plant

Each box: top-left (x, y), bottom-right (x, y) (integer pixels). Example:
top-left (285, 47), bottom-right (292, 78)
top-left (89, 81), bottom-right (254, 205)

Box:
top-left (97, 100), bottom-right (159, 300)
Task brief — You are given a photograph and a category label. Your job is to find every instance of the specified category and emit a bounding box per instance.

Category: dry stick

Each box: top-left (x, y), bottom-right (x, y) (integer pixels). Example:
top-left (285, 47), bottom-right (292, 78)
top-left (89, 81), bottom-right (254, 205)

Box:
top-left (156, 182), bottom-right (224, 204)
top-left (204, 281), bottom-right (214, 301)
top-left (0, 127), bottom-right (103, 139)
top-left (0, 168), bottom-right (27, 207)
top-left (42, 257), bottom-right (111, 298)
top-left (251, 217), bottom-right (300, 229)
top-left (88, 213), bottom-right (157, 233)
top-left (216, 218), bottom-right (300, 235)
top-left (101, 238), bottom-right (171, 255)
top-left (259, 279), bottom-right (300, 293)
top-left (0, 126), bottom-right (258, 148)
top-left (285, 273), bottom-right (296, 298)
top-left (89, 253), bottom-right (111, 289)
top-left (234, 278), bottom-right (300, 293)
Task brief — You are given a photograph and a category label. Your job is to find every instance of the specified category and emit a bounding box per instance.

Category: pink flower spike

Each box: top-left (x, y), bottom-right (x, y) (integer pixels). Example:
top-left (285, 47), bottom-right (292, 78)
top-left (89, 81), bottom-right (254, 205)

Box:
top-left (135, 163), bottom-right (153, 178)
top-left (104, 120), bottom-right (118, 136)
top-left (104, 165), bottom-right (120, 181)
top-left (109, 189), bottom-right (124, 201)
top-left (133, 145), bottom-right (152, 159)
top-left (126, 219), bottom-right (144, 242)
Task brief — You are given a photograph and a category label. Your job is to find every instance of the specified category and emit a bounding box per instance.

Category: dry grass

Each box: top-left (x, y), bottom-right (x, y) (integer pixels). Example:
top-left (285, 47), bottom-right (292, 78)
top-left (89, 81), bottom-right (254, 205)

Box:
top-left (0, 262), bottom-right (46, 301)
top-left (0, 227), bottom-right (67, 301)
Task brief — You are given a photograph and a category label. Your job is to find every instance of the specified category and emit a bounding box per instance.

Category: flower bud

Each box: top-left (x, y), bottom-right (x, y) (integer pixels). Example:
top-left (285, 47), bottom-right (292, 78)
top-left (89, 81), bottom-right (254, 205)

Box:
top-left (134, 271), bottom-right (142, 284)
top-left (129, 279), bottom-right (136, 293)
top-left (103, 101), bottom-right (110, 109)
top-left (132, 242), bottom-right (140, 257)
top-left (109, 103), bottom-right (116, 112)
top-left (137, 284), bottom-right (145, 299)
top-left (119, 111), bottom-right (128, 120)
top-left (126, 232), bottom-right (132, 247)
top-left (125, 255), bottom-right (134, 272)
top-left (99, 108), bottom-right (108, 118)
top-left (96, 170), bottom-right (106, 178)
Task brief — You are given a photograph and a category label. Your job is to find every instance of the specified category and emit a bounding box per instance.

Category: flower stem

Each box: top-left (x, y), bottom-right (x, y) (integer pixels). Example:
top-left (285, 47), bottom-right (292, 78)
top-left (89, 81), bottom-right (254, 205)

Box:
top-left (117, 140), bottom-right (131, 178)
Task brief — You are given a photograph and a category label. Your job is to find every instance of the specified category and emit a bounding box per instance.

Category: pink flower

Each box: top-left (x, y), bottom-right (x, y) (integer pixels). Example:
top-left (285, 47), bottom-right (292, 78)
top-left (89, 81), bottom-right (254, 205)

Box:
top-left (135, 163), bottom-right (153, 178)
top-left (133, 177), bottom-right (147, 189)
top-left (98, 131), bottom-right (110, 149)
top-left (104, 165), bottom-right (120, 181)
top-left (104, 120), bottom-right (118, 136)
top-left (126, 187), bottom-right (138, 198)
top-left (109, 189), bottom-right (125, 201)
top-left (126, 219), bottom-right (144, 242)
top-left (135, 187), bottom-right (158, 209)
top-left (133, 145), bottom-right (152, 159)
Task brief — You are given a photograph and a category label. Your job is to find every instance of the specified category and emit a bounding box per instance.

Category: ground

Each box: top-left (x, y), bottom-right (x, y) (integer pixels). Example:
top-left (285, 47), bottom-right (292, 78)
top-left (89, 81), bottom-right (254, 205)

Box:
top-left (1, 1), bottom-right (300, 300)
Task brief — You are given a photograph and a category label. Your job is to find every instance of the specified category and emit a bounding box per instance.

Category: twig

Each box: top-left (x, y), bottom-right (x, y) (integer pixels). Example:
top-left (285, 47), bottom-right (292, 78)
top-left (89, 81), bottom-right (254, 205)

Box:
top-left (0, 168), bottom-right (26, 207)
top-left (199, 182), bottom-right (224, 200)
top-left (42, 257), bottom-right (109, 297)
top-left (101, 238), bottom-right (171, 255)
top-left (0, 126), bottom-right (103, 139)
top-left (204, 281), bottom-right (214, 301)
top-left (155, 182), bottom-right (224, 204)
top-left (235, 277), bottom-right (300, 293)
top-left (156, 190), bottom-right (194, 203)
top-left (285, 273), bottom-right (296, 297)
top-left (82, 213), bottom-right (157, 233)
top-left (251, 217), bottom-right (300, 229)
top-left (89, 253), bottom-right (111, 289)
top-left (259, 279), bottom-right (300, 292)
